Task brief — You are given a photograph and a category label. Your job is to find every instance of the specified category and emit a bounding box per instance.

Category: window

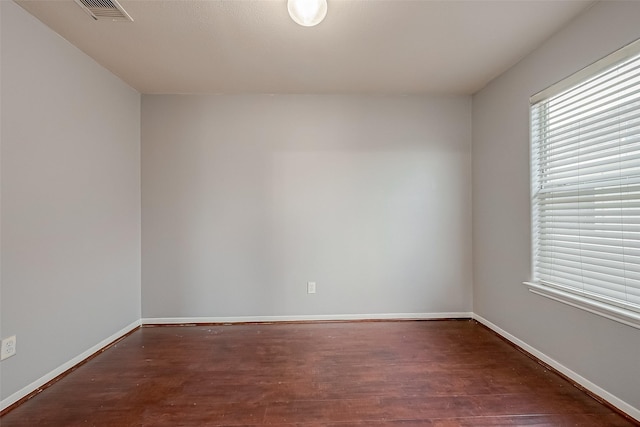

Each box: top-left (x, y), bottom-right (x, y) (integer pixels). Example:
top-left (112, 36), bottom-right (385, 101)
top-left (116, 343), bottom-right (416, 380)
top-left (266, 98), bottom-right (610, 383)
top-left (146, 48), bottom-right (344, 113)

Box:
top-left (527, 39), bottom-right (640, 329)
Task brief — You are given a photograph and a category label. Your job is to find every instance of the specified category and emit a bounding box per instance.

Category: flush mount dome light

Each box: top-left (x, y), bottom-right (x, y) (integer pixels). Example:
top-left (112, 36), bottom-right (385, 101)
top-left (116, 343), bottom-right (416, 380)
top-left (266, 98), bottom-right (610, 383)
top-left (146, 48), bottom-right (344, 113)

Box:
top-left (288, 0), bottom-right (328, 27)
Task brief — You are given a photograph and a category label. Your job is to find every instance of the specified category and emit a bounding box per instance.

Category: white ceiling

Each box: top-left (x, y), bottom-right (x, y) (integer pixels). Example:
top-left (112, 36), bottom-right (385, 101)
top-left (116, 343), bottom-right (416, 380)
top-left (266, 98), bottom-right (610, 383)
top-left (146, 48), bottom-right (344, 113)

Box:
top-left (16, 0), bottom-right (595, 95)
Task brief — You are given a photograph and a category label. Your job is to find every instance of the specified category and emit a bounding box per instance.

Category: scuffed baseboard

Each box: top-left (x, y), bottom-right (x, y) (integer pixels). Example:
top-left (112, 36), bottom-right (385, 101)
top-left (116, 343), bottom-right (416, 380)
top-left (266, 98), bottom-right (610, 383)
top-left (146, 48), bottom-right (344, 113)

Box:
top-left (141, 312), bottom-right (474, 325)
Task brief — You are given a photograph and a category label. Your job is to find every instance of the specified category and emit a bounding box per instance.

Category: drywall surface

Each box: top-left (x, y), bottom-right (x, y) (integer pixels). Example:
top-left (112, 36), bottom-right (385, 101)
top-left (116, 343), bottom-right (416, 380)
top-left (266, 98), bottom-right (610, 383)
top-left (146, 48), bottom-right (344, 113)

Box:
top-left (0, 1), bottom-right (141, 401)
top-left (473, 0), bottom-right (640, 413)
top-left (142, 95), bottom-right (472, 318)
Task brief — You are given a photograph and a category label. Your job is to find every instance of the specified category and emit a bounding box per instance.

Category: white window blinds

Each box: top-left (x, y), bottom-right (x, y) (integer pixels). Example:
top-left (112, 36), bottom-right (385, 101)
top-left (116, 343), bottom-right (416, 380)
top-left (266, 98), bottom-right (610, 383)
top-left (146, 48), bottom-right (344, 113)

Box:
top-left (531, 41), bottom-right (640, 316)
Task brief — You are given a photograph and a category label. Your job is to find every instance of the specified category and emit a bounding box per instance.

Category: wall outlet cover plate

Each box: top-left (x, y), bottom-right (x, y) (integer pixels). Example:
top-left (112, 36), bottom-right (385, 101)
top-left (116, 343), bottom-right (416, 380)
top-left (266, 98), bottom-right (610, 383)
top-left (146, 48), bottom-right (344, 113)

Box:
top-left (1, 335), bottom-right (17, 360)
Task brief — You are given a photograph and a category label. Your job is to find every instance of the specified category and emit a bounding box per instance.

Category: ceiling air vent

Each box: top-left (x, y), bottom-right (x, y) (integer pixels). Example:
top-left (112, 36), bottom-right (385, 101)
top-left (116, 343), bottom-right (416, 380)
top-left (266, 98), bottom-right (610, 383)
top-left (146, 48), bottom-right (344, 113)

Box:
top-left (74, 0), bottom-right (133, 21)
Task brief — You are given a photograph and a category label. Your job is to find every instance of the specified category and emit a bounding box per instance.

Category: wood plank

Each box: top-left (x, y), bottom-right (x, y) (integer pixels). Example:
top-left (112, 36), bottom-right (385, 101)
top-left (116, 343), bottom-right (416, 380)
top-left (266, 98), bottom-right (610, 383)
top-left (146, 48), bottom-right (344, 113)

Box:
top-left (1, 320), bottom-right (637, 426)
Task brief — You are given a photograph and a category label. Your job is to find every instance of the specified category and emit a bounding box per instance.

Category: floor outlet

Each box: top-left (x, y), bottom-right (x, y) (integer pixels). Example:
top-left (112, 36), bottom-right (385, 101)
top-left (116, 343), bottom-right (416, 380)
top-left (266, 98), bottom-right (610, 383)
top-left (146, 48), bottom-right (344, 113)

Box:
top-left (1, 335), bottom-right (17, 360)
top-left (307, 281), bottom-right (316, 294)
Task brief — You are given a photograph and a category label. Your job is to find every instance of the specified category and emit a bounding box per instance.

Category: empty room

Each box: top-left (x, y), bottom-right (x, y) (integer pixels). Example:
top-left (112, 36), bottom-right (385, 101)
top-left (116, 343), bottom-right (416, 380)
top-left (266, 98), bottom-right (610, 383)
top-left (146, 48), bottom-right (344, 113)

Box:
top-left (1, 0), bottom-right (640, 425)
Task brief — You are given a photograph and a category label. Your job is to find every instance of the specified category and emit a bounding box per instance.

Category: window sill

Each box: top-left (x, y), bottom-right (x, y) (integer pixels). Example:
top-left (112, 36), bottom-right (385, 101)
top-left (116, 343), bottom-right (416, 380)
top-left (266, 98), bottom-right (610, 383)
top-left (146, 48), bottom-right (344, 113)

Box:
top-left (524, 282), bottom-right (640, 330)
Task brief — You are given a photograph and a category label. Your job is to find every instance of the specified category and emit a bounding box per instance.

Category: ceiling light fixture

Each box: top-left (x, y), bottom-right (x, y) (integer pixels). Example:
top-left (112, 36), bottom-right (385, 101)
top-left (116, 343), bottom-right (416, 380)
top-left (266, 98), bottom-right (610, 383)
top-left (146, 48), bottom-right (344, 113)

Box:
top-left (287, 0), bottom-right (327, 27)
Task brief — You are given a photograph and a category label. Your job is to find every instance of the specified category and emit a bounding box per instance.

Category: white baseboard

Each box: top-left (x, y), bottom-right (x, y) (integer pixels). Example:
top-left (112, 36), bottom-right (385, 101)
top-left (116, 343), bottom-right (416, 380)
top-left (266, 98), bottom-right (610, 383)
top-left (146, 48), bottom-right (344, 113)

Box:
top-left (0, 319), bottom-right (141, 412)
top-left (472, 313), bottom-right (640, 423)
top-left (142, 312), bottom-right (474, 325)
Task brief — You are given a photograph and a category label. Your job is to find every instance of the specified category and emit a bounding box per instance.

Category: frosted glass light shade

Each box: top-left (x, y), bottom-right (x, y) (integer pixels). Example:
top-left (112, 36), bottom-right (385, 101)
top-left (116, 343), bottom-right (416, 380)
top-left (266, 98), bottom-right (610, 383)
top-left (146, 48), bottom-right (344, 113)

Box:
top-left (287, 0), bottom-right (327, 27)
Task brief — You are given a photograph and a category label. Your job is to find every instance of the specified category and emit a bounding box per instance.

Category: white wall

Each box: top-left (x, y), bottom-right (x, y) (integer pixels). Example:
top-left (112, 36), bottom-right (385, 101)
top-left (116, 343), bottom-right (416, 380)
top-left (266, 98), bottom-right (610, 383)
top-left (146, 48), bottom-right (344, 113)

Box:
top-left (142, 95), bottom-right (472, 319)
top-left (473, 0), bottom-right (640, 415)
top-left (0, 1), bottom-right (141, 403)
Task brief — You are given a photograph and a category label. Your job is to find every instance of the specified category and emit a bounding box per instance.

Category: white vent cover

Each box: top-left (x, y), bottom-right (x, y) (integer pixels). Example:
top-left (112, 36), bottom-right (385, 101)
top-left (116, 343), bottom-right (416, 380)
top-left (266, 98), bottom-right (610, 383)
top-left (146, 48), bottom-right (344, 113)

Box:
top-left (74, 0), bottom-right (133, 21)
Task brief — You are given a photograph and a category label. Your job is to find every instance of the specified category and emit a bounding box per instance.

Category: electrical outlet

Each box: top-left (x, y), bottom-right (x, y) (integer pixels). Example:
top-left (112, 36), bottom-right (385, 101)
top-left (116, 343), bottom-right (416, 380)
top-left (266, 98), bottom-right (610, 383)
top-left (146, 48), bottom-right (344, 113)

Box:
top-left (1, 335), bottom-right (17, 361)
top-left (307, 281), bottom-right (316, 294)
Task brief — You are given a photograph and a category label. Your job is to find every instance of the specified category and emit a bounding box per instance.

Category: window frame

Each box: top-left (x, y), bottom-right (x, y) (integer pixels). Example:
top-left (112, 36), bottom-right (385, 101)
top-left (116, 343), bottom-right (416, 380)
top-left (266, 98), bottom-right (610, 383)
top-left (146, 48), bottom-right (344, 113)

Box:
top-left (525, 38), bottom-right (640, 330)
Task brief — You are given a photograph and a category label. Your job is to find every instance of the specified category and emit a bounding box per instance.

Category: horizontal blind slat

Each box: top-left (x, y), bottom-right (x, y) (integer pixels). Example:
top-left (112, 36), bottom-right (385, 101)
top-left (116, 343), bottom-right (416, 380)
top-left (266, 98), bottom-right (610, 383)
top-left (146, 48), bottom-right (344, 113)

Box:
top-left (532, 44), bottom-right (640, 311)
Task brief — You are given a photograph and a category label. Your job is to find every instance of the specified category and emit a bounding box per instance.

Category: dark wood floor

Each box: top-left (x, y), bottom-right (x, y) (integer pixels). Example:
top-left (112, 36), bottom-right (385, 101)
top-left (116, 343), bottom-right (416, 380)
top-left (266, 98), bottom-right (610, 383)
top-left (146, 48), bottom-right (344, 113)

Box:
top-left (1, 320), bottom-right (637, 426)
